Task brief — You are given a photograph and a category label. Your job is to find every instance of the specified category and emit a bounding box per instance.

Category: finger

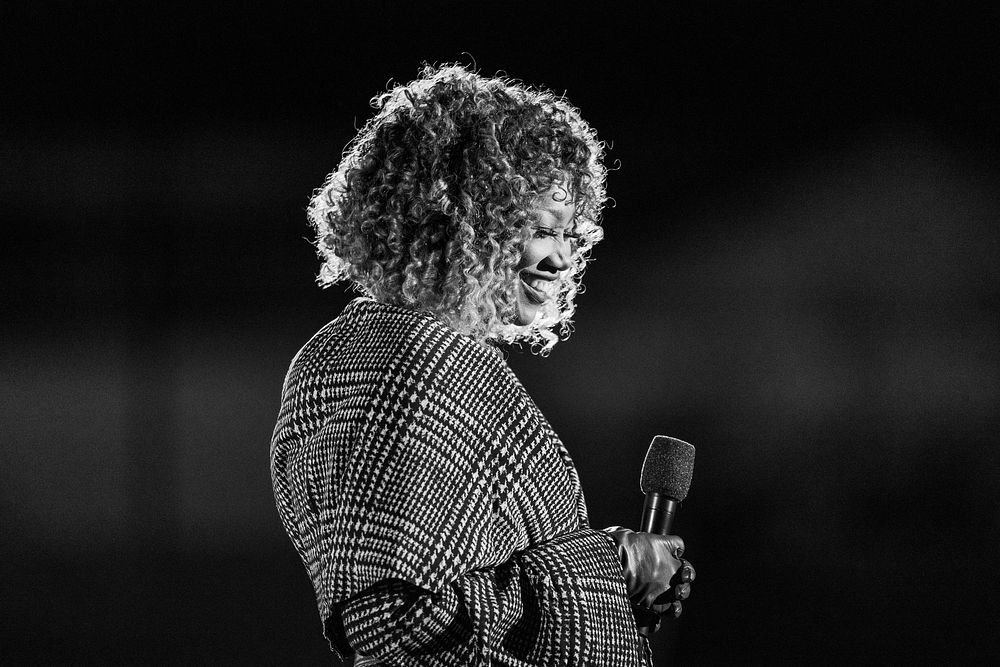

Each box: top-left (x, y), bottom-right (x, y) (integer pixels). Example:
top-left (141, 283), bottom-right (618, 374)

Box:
top-left (673, 558), bottom-right (695, 584)
top-left (670, 558), bottom-right (695, 586)
top-left (633, 603), bottom-right (664, 634)
top-left (647, 613), bottom-right (663, 634)
top-left (662, 534), bottom-right (685, 559)
top-left (674, 582), bottom-right (691, 601)
top-left (652, 601), bottom-right (684, 618)
top-left (650, 601), bottom-right (674, 616)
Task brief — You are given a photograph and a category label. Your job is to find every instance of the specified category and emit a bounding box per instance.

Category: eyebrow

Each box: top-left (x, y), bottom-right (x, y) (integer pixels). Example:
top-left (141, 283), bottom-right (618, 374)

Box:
top-left (538, 202), bottom-right (575, 225)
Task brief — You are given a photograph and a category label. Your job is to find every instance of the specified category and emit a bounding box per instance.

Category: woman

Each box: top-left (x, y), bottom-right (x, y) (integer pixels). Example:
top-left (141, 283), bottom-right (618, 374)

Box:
top-left (271, 65), bottom-right (694, 666)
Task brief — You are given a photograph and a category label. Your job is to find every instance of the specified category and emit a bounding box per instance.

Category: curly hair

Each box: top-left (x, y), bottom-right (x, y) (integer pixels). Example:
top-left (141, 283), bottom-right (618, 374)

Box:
top-left (308, 64), bottom-right (608, 354)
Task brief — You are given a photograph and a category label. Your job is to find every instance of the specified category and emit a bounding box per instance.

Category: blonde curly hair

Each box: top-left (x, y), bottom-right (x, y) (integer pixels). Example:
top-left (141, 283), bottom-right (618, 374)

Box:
top-left (308, 64), bottom-right (608, 354)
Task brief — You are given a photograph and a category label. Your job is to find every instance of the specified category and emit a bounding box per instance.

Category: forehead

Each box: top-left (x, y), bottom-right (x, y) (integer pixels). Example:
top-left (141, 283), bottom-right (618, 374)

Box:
top-left (532, 184), bottom-right (576, 223)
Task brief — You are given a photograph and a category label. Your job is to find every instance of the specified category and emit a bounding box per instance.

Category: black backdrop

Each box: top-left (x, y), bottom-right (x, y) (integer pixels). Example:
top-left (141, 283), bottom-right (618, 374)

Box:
top-left (3, 2), bottom-right (998, 664)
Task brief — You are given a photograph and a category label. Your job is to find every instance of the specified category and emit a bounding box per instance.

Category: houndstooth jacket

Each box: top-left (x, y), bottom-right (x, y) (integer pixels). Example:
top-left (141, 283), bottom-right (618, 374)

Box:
top-left (271, 298), bottom-right (651, 666)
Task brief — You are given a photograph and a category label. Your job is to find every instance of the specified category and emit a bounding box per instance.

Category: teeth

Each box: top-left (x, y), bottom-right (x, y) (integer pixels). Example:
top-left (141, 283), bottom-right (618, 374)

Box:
top-left (523, 278), bottom-right (549, 295)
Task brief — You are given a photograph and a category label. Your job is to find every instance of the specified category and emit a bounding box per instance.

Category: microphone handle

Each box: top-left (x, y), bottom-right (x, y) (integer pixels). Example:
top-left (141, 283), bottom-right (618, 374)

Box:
top-left (640, 491), bottom-right (679, 535)
top-left (636, 492), bottom-right (680, 637)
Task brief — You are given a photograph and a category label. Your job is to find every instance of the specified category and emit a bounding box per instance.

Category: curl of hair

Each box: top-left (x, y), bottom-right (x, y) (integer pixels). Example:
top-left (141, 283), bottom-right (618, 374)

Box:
top-left (308, 64), bottom-right (608, 354)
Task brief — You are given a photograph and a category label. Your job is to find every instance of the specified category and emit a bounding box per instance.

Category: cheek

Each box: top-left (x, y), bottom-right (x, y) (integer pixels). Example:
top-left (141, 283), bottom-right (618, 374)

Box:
top-left (516, 239), bottom-right (547, 271)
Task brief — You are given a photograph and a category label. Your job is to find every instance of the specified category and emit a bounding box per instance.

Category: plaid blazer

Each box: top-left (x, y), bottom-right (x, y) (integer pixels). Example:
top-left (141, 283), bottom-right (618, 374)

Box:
top-left (271, 298), bottom-right (650, 666)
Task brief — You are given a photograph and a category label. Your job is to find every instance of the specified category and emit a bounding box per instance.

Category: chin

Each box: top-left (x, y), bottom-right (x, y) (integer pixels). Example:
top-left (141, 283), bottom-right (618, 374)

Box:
top-left (514, 303), bottom-right (538, 326)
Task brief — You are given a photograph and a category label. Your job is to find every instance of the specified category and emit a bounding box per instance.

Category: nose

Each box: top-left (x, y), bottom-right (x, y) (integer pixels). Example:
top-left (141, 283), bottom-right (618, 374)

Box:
top-left (542, 236), bottom-right (572, 272)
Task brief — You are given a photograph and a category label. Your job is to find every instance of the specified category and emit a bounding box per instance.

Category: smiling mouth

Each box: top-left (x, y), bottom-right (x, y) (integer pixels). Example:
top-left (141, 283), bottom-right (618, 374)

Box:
top-left (520, 276), bottom-right (551, 305)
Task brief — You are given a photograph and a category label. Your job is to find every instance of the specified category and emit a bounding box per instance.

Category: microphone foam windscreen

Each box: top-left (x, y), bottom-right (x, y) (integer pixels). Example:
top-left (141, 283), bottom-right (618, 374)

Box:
top-left (640, 435), bottom-right (696, 500)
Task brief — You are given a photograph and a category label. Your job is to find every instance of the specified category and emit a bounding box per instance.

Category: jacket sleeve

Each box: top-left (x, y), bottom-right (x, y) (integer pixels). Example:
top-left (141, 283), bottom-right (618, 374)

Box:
top-left (316, 373), bottom-right (648, 666)
top-left (336, 528), bottom-right (646, 666)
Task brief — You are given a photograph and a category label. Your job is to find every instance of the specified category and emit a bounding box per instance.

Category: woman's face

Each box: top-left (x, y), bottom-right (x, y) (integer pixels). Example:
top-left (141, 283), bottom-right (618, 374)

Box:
top-left (513, 185), bottom-right (577, 325)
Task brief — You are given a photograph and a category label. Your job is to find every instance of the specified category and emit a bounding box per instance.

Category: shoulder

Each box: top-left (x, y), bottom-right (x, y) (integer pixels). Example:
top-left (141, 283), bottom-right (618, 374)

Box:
top-left (316, 298), bottom-right (511, 382)
top-left (284, 298), bottom-right (522, 411)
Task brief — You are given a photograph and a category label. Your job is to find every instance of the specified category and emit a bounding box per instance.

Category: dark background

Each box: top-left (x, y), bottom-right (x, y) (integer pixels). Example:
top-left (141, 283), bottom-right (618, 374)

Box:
top-left (3, 1), bottom-right (998, 664)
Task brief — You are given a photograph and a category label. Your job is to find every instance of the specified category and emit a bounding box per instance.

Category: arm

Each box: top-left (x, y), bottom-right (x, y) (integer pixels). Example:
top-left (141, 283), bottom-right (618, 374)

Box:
top-left (337, 528), bottom-right (645, 666)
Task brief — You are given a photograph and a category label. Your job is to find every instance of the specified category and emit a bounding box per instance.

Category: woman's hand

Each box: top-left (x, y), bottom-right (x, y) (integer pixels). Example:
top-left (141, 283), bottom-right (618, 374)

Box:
top-left (606, 527), bottom-right (696, 627)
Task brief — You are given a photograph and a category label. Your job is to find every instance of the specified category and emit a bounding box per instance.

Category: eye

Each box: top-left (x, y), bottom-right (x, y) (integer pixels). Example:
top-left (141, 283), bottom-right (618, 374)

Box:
top-left (531, 226), bottom-right (582, 253)
top-left (531, 226), bottom-right (559, 239)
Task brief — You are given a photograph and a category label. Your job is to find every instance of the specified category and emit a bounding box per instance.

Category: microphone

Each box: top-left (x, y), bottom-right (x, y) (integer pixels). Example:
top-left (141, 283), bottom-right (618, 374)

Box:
top-left (636, 436), bottom-right (695, 636)
top-left (639, 435), bottom-right (695, 535)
